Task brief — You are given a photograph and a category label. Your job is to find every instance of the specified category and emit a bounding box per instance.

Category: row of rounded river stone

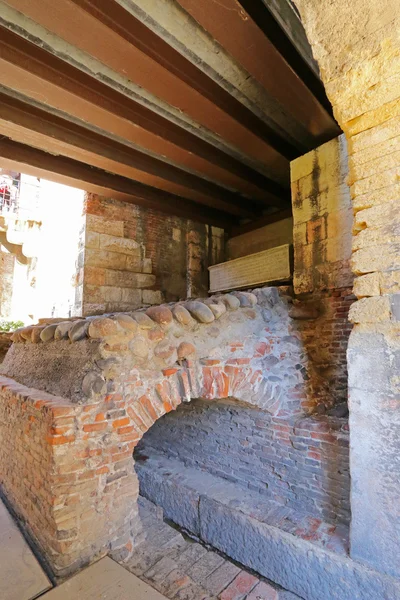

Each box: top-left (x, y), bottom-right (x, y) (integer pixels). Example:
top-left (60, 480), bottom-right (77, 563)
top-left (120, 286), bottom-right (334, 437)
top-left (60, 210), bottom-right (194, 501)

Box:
top-left (11, 291), bottom-right (258, 345)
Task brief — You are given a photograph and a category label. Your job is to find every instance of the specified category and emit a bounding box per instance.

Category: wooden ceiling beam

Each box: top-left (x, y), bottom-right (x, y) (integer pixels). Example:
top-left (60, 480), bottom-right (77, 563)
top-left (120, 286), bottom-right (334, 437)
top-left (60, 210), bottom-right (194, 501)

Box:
top-left (65, 0), bottom-right (298, 160)
top-left (0, 25), bottom-right (287, 201)
top-left (229, 208), bottom-right (293, 237)
top-left (0, 91), bottom-right (265, 218)
top-left (0, 137), bottom-right (237, 228)
top-left (176, 0), bottom-right (340, 147)
top-left (1, 1), bottom-right (293, 175)
top-left (237, 0), bottom-right (337, 118)
top-left (1, 118), bottom-right (260, 220)
top-left (63, 0), bottom-right (300, 160)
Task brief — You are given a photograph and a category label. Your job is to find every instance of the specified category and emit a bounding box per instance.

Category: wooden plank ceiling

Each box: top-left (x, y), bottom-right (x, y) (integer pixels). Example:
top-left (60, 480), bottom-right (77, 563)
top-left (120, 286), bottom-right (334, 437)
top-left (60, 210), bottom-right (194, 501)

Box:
top-left (0, 0), bottom-right (340, 229)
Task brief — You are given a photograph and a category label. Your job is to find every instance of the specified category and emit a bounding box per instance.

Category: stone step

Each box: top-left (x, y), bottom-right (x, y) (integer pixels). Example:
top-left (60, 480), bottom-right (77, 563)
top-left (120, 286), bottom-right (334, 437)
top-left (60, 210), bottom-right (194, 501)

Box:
top-left (136, 450), bottom-right (349, 556)
top-left (129, 496), bottom-right (300, 600)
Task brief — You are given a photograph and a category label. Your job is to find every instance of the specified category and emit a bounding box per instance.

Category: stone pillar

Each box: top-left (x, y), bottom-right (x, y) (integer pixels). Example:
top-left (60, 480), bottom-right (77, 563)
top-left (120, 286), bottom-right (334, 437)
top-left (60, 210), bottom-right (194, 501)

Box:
top-left (293, 0), bottom-right (400, 577)
top-left (75, 193), bottom-right (156, 316)
top-left (76, 194), bottom-right (225, 315)
top-left (290, 136), bottom-right (354, 410)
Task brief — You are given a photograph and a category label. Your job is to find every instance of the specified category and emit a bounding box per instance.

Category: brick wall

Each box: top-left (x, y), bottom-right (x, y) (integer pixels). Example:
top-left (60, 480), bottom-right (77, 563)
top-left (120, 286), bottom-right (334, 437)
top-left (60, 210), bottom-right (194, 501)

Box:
top-left (138, 398), bottom-right (350, 524)
top-left (76, 194), bottom-right (224, 316)
top-left (293, 288), bottom-right (354, 408)
top-left (0, 375), bottom-right (140, 578)
top-left (1, 286), bottom-right (352, 574)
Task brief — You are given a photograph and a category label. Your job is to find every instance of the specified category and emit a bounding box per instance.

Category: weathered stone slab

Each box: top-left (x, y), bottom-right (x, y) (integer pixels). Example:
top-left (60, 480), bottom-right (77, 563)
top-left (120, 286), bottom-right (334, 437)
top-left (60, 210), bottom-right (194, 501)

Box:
top-left (139, 468), bottom-right (201, 535)
top-left (199, 496), bottom-right (400, 600)
top-left (209, 245), bottom-right (292, 293)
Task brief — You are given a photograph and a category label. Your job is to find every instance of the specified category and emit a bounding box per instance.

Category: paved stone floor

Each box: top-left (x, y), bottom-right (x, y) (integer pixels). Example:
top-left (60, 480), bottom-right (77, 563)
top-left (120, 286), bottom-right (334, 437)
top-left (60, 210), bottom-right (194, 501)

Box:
top-left (125, 497), bottom-right (302, 600)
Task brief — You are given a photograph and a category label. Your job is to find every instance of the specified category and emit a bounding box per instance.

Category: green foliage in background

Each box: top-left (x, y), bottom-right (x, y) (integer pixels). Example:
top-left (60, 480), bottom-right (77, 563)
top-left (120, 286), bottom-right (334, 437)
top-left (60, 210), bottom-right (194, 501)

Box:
top-left (0, 320), bottom-right (24, 332)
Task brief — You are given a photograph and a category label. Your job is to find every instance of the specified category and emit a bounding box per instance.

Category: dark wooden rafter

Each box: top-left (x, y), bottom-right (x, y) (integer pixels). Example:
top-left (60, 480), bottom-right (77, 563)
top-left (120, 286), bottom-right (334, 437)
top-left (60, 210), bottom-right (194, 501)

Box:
top-left (0, 91), bottom-right (265, 218)
top-left (236, 0), bottom-right (336, 118)
top-left (0, 1), bottom-right (341, 230)
top-left (0, 0), bottom-right (292, 181)
top-left (229, 208), bottom-right (293, 237)
top-left (175, 0), bottom-right (340, 145)
top-left (0, 137), bottom-right (237, 228)
top-left (69, 0), bottom-right (299, 160)
top-left (0, 26), bottom-right (288, 203)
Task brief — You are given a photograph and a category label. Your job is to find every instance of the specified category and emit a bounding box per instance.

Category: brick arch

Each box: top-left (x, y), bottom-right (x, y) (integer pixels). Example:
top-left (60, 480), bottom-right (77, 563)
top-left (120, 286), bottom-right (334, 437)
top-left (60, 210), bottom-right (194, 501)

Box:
top-left (0, 287), bottom-right (317, 576)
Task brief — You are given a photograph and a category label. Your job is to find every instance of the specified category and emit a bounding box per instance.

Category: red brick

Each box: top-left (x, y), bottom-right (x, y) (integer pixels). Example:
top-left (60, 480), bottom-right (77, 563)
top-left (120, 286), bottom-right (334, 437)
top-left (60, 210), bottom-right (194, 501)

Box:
top-left (163, 401), bottom-right (173, 413)
top-left (112, 417), bottom-right (130, 429)
top-left (139, 395), bottom-right (158, 421)
top-left (202, 367), bottom-right (214, 398)
top-left (83, 423), bottom-right (108, 433)
top-left (127, 406), bottom-right (147, 433)
top-left (219, 571), bottom-right (259, 600)
top-left (46, 434), bottom-right (76, 446)
top-left (51, 425), bottom-right (70, 435)
top-left (51, 406), bottom-right (75, 417)
top-left (96, 466), bottom-right (109, 475)
top-left (162, 368), bottom-right (178, 377)
top-left (178, 371), bottom-right (191, 400)
top-left (255, 342), bottom-right (271, 356)
top-left (227, 358), bottom-right (251, 365)
top-left (214, 369), bottom-right (229, 398)
top-left (117, 426), bottom-right (136, 435)
top-left (246, 582), bottom-right (278, 600)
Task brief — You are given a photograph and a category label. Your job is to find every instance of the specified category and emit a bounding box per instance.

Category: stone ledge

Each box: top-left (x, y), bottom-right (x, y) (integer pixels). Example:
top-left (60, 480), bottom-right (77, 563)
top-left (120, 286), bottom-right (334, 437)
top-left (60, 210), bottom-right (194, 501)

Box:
top-left (200, 496), bottom-right (400, 600)
top-left (136, 452), bottom-right (400, 600)
top-left (136, 450), bottom-right (349, 554)
top-left (9, 291), bottom-right (258, 345)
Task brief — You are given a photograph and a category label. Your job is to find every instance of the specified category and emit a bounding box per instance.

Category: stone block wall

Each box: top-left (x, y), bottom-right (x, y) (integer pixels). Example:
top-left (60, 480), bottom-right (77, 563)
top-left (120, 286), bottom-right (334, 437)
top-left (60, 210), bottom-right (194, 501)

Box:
top-left (75, 193), bottom-right (224, 316)
top-left (291, 135), bottom-right (353, 294)
top-left (138, 398), bottom-right (350, 524)
top-left (294, 0), bottom-right (400, 580)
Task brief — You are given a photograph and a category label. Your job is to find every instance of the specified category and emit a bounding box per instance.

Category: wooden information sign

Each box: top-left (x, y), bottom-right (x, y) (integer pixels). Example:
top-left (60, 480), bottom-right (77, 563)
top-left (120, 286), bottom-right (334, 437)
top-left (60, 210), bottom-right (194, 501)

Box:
top-left (208, 244), bottom-right (292, 293)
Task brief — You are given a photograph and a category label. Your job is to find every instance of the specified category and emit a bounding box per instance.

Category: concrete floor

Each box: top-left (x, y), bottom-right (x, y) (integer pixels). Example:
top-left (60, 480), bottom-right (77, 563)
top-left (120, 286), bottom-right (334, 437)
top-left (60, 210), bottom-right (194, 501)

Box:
top-left (0, 497), bottom-right (167, 600)
top-left (0, 498), bottom-right (51, 600)
top-left (40, 557), bottom-right (168, 600)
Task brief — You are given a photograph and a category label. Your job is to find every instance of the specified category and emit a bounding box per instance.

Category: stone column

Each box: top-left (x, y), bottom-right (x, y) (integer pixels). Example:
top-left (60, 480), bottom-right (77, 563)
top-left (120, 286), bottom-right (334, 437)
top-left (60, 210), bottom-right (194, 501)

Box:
top-left (294, 0), bottom-right (400, 578)
top-left (290, 136), bottom-right (354, 411)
